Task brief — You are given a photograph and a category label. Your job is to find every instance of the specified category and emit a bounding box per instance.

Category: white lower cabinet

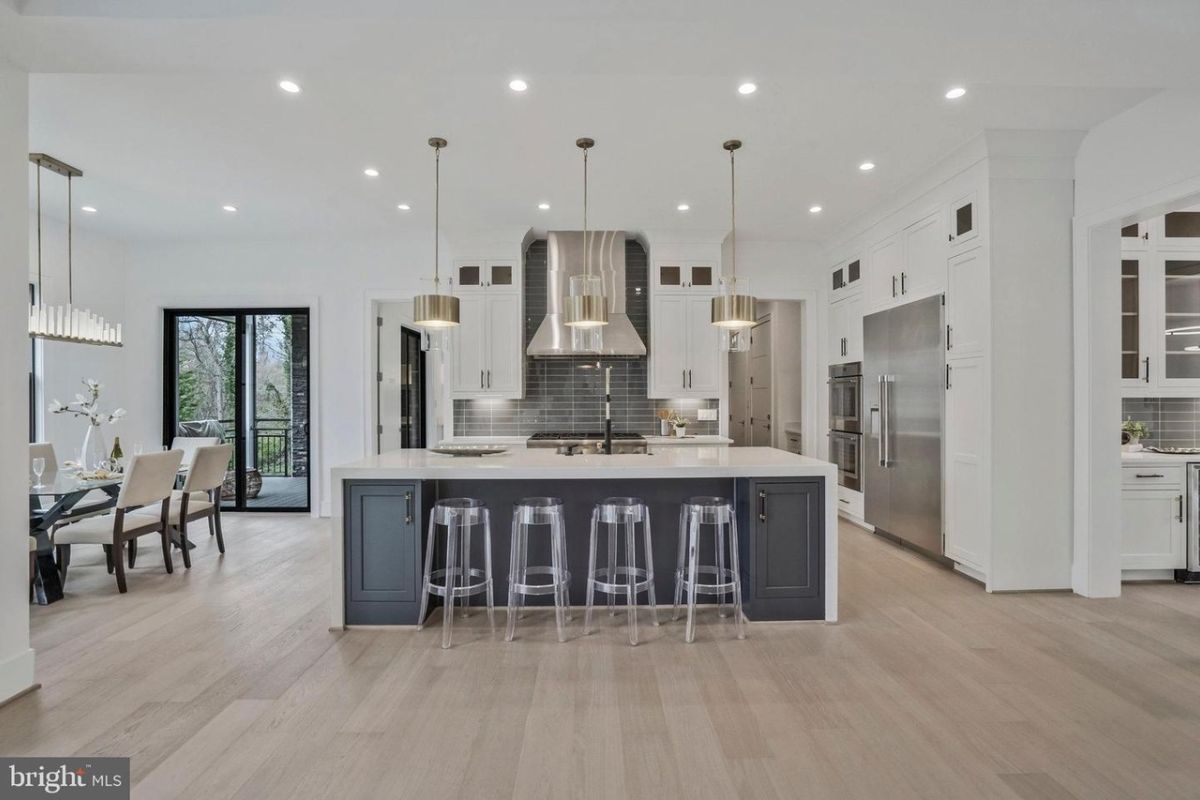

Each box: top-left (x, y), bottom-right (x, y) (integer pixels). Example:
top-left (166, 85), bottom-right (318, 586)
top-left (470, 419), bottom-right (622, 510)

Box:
top-left (944, 356), bottom-right (987, 572)
top-left (450, 292), bottom-right (523, 399)
top-left (1120, 466), bottom-right (1186, 571)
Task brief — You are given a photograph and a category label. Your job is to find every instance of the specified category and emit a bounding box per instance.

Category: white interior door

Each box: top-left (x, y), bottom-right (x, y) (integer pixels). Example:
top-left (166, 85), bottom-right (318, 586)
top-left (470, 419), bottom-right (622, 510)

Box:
top-left (750, 320), bottom-right (772, 446)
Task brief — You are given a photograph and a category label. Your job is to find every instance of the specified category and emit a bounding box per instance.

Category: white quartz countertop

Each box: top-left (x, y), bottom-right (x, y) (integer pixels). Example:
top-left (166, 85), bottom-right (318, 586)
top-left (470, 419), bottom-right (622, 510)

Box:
top-left (645, 435), bottom-right (732, 445)
top-left (437, 435), bottom-right (732, 447)
top-left (1121, 450), bottom-right (1200, 465)
top-left (334, 446), bottom-right (833, 481)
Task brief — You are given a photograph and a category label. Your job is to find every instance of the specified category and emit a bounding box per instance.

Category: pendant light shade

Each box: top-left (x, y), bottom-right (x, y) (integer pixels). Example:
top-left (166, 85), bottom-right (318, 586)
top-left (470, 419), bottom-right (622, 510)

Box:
top-left (711, 139), bottom-right (758, 341)
top-left (412, 137), bottom-right (460, 330)
top-left (27, 154), bottom-right (124, 347)
top-left (563, 138), bottom-right (609, 332)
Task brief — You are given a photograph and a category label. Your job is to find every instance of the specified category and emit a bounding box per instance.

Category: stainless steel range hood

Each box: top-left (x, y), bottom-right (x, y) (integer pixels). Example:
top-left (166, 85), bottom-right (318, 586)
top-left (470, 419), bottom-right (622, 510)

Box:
top-left (527, 230), bottom-right (647, 357)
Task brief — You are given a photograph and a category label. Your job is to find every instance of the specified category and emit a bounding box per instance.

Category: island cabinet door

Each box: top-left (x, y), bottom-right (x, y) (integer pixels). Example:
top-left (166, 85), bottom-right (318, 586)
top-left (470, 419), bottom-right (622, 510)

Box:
top-left (344, 481), bottom-right (424, 624)
top-left (738, 478), bottom-right (824, 620)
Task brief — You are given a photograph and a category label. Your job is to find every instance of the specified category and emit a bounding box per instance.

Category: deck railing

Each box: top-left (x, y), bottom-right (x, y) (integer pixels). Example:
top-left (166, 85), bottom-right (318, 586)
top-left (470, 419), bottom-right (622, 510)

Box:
top-left (217, 417), bottom-right (292, 477)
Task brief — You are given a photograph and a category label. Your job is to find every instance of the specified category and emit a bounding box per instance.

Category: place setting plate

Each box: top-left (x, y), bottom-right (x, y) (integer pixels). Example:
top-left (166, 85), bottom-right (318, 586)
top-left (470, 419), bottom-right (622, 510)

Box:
top-left (430, 445), bottom-right (509, 457)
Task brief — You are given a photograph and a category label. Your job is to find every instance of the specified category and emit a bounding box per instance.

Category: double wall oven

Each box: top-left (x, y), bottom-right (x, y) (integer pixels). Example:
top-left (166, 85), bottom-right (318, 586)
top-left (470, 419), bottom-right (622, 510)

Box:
top-left (828, 362), bottom-right (862, 492)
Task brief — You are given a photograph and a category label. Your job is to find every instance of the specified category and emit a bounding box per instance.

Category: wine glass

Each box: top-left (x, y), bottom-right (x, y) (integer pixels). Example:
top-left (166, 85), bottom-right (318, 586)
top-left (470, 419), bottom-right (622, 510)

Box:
top-left (31, 457), bottom-right (46, 489)
top-left (133, 442), bottom-right (144, 456)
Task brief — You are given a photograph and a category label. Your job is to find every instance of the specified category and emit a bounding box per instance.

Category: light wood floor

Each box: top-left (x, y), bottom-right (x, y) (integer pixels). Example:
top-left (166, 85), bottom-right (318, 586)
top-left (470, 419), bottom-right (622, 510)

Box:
top-left (5, 515), bottom-right (1200, 799)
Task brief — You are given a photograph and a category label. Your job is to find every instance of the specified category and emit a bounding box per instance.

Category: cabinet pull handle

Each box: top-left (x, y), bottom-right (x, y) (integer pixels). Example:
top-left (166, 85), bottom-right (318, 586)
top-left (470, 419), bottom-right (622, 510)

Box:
top-left (901, 272), bottom-right (907, 294)
top-left (839, 498), bottom-right (850, 504)
top-left (1144, 356), bottom-right (1150, 383)
top-left (404, 491), bottom-right (413, 524)
top-left (688, 369), bottom-right (693, 388)
top-left (682, 369), bottom-right (687, 388)
top-left (892, 275), bottom-right (897, 298)
top-left (1135, 473), bottom-right (1164, 478)
top-left (946, 363), bottom-right (952, 390)
top-left (1178, 494), bottom-right (1185, 522)
top-left (946, 324), bottom-right (952, 350)
top-left (480, 370), bottom-right (484, 389)
top-left (487, 369), bottom-right (491, 388)
top-left (758, 490), bottom-right (767, 522)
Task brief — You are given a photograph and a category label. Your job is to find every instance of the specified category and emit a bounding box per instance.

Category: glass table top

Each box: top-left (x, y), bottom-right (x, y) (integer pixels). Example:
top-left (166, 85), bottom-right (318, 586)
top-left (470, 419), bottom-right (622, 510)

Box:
top-left (29, 472), bottom-right (123, 497)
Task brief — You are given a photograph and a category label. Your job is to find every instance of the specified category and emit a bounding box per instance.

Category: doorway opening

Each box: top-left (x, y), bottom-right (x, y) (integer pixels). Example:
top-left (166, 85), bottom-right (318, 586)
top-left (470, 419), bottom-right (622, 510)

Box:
top-left (376, 301), bottom-right (428, 453)
top-left (163, 308), bottom-right (311, 512)
top-left (727, 300), bottom-right (804, 450)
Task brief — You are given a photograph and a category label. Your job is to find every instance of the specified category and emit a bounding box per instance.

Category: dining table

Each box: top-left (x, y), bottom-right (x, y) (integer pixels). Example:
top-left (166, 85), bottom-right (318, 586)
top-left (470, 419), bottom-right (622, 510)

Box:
top-left (28, 467), bottom-right (196, 604)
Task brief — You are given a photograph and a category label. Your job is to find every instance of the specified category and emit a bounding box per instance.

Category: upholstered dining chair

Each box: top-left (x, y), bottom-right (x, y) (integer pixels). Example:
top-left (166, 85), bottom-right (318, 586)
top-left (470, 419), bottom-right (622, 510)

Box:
top-left (52, 449), bottom-right (184, 593)
top-left (135, 443), bottom-right (233, 568)
top-left (170, 436), bottom-right (222, 469)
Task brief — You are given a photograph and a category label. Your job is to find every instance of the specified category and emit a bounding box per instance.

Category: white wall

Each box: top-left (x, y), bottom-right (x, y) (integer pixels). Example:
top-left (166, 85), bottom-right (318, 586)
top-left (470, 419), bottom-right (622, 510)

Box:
top-left (0, 63), bottom-right (35, 703)
top-left (29, 215), bottom-right (129, 464)
top-left (120, 235), bottom-right (434, 516)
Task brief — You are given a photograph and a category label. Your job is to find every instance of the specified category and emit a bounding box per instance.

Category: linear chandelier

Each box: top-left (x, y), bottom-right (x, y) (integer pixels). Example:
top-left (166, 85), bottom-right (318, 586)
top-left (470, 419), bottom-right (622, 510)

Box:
top-left (28, 154), bottom-right (123, 347)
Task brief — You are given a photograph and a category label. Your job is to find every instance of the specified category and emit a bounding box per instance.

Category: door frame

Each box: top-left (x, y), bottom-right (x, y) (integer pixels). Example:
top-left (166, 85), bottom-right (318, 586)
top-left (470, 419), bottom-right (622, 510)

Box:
top-left (163, 306), bottom-right (312, 513)
top-left (1073, 178), bottom-right (1200, 597)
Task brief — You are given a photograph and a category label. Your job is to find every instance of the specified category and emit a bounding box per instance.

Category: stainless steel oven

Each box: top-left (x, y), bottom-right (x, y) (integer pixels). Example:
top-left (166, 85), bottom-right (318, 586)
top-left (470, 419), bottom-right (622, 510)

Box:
top-left (829, 362), bottom-right (862, 434)
top-left (828, 430), bottom-right (862, 492)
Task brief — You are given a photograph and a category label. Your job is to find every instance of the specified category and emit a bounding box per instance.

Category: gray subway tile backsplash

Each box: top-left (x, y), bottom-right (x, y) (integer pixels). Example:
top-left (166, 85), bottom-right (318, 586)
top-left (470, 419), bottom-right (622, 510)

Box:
top-left (1122, 397), bottom-right (1200, 447)
top-left (453, 238), bottom-right (718, 436)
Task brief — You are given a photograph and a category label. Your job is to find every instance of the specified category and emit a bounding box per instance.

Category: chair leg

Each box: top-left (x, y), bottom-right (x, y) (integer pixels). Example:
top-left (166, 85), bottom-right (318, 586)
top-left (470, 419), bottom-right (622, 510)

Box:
top-left (716, 516), bottom-right (728, 619)
top-left (672, 506), bottom-right (687, 621)
top-left (625, 518), bottom-right (638, 647)
top-left (482, 508), bottom-right (495, 633)
top-left (442, 517), bottom-right (459, 649)
top-left (643, 508), bottom-right (659, 627)
top-left (127, 538), bottom-right (138, 568)
top-left (729, 516), bottom-right (745, 640)
top-left (208, 515), bottom-right (216, 537)
top-left (179, 519), bottom-right (192, 569)
top-left (160, 530), bottom-right (174, 574)
top-left (583, 508), bottom-right (599, 635)
top-left (56, 544), bottom-right (72, 585)
top-left (113, 539), bottom-right (128, 593)
top-left (416, 512), bottom-right (436, 630)
top-left (505, 509), bottom-right (523, 643)
top-left (213, 508), bottom-right (226, 554)
top-left (103, 544), bottom-right (114, 574)
top-left (29, 550), bottom-right (37, 603)
top-left (685, 515), bottom-right (700, 644)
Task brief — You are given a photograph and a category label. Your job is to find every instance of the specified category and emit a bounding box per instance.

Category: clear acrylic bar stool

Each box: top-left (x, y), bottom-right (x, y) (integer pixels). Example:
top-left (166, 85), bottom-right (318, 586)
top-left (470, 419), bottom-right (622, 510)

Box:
top-left (584, 497), bottom-right (658, 646)
top-left (506, 497), bottom-right (571, 643)
top-left (417, 497), bottom-right (495, 649)
top-left (673, 496), bottom-right (744, 643)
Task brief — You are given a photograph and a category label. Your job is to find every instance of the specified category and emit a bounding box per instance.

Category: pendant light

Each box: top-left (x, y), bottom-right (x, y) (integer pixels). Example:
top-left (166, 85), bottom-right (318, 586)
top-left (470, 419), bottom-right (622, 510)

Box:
top-left (711, 139), bottom-right (757, 350)
top-left (563, 137), bottom-right (609, 336)
top-left (27, 154), bottom-right (123, 347)
top-left (412, 137), bottom-right (460, 331)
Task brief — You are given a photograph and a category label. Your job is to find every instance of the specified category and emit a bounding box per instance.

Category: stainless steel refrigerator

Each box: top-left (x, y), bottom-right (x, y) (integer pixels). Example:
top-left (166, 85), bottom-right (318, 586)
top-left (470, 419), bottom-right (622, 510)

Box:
top-left (863, 294), bottom-right (945, 556)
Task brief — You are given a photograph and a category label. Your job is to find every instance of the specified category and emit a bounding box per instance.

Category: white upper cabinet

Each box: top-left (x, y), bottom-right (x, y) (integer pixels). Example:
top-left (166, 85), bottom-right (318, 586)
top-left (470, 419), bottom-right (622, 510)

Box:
top-left (1158, 210), bottom-right (1200, 251)
top-left (654, 261), bottom-right (718, 293)
top-left (830, 257), bottom-right (862, 298)
top-left (901, 211), bottom-right (947, 302)
top-left (450, 295), bottom-right (488, 394)
top-left (947, 192), bottom-right (979, 250)
top-left (649, 294), bottom-right (723, 398)
top-left (484, 293), bottom-right (523, 395)
top-left (1122, 220), bottom-right (1150, 251)
top-left (946, 248), bottom-right (988, 359)
top-left (449, 274), bottom-right (524, 399)
top-left (454, 259), bottom-right (519, 292)
top-left (828, 292), bottom-right (863, 364)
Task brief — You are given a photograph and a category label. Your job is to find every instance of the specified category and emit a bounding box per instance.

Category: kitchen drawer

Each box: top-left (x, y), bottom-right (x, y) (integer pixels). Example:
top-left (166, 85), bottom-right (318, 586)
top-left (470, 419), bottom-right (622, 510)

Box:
top-left (1121, 465), bottom-right (1184, 488)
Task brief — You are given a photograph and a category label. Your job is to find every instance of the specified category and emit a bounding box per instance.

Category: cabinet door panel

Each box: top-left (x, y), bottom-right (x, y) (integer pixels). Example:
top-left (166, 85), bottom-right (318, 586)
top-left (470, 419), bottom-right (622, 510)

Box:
top-left (868, 233), bottom-right (904, 311)
top-left (828, 298), bottom-right (847, 363)
top-left (843, 293), bottom-right (864, 362)
top-left (1160, 257), bottom-right (1200, 384)
top-left (948, 192), bottom-right (979, 249)
top-left (1121, 490), bottom-right (1185, 569)
top-left (485, 293), bottom-right (523, 395)
top-left (346, 482), bottom-right (418, 603)
top-left (451, 295), bottom-right (487, 394)
top-left (947, 248), bottom-right (987, 358)
top-left (902, 211), bottom-right (946, 301)
top-left (945, 358), bottom-right (986, 570)
top-left (686, 295), bottom-right (722, 394)
top-left (753, 480), bottom-right (821, 599)
top-left (650, 295), bottom-right (688, 396)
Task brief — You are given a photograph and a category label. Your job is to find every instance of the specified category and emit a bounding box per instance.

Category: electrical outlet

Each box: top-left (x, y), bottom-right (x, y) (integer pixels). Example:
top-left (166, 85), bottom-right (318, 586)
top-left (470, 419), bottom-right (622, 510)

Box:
top-left (697, 408), bottom-right (718, 421)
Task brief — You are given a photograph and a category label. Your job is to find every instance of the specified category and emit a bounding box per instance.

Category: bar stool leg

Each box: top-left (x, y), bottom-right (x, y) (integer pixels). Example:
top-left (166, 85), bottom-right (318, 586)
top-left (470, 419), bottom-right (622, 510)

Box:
top-left (442, 517), bottom-right (459, 649)
top-left (483, 508), bottom-right (495, 633)
top-left (672, 505), bottom-right (686, 621)
top-left (417, 512), bottom-right (437, 630)
top-left (625, 517), bottom-right (638, 646)
top-left (685, 513), bottom-right (701, 644)
top-left (556, 514), bottom-right (573, 622)
top-left (550, 515), bottom-right (567, 643)
top-left (716, 518), bottom-right (728, 618)
top-left (606, 518), bottom-right (617, 617)
top-left (643, 509), bottom-right (659, 627)
top-left (505, 508), bottom-right (522, 642)
top-left (518, 521), bottom-right (530, 620)
top-left (729, 515), bottom-right (745, 640)
top-left (583, 508), bottom-right (598, 635)
top-left (460, 518), bottom-right (473, 619)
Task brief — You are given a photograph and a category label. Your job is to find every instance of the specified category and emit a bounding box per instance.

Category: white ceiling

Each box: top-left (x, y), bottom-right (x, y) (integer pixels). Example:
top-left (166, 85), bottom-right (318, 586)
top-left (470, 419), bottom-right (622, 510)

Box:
top-left (8, 0), bottom-right (1199, 243)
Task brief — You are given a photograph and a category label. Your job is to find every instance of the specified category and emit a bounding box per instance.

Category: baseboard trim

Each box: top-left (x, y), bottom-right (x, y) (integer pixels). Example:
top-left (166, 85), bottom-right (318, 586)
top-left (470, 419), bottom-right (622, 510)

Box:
top-left (0, 647), bottom-right (36, 707)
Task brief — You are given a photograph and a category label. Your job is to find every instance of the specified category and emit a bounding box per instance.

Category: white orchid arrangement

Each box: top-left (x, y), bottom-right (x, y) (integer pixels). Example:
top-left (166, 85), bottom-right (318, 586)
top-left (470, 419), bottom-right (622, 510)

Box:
top-left (50, 379), bottom-right (126, 427)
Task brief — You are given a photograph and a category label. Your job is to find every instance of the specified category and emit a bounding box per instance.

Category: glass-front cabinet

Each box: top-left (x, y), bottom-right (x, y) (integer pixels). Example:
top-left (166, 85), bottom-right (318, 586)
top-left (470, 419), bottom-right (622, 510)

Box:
top-left (1122, 257), bottom-right (1146, 385)
top-left (1160, 211), bottom-right (1200, 251)
top-left (654, 261), bottom-right (716, 292)
top-left (454, 260), bottom-right (517, 291)
top-left (1162, 257), bottom-right (1200, 381)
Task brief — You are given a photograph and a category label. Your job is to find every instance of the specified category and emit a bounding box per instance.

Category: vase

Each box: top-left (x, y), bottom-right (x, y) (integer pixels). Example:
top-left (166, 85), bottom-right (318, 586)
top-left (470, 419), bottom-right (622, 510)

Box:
top-left (660, 419), bottom-right (671, 436)
top-left (674, 427), bottom-right (687, 438)
top-left (80, 423), bottom-right (108, 470)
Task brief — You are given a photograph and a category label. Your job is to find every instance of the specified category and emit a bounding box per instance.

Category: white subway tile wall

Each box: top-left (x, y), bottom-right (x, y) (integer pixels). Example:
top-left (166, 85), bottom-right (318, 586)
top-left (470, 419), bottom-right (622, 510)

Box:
top-left (453, 239), bottom-right (718, 436)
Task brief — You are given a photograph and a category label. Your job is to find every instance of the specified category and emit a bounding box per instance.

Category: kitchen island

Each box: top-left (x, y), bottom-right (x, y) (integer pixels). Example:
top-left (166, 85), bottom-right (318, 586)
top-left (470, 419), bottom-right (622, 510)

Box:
top-left (330, 447), bottom-right (837, 628)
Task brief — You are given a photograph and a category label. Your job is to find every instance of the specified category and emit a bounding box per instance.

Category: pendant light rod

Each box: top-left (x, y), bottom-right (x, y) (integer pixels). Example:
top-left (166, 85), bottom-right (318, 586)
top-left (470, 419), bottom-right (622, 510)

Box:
top-left (67, 173), bottom-right (73, 304)
top-left (35, 158), bottom-right (42, 301)
top-left (577, 137), bottom-right (594, 276)
top-left (430, 136), bottom-right (446, 288)
top-left (724, 138), bottom-right (741, 279)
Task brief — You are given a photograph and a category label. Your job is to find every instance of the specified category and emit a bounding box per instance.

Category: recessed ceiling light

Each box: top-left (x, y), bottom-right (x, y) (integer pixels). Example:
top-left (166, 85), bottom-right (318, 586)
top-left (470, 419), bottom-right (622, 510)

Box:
top-left (945, 86), bottom-right (967, 100)
top-left (537, 202), bottom-right (550, 210)
top-left (278, 79), bottom-right (301, 94)
top-left (397, 203), bottom-right (411, 211)
top-left (859, 161), bottom-right (876, 172)
top-left (509, 78), bottom-right (528, 92)
top-left (222, 205), bottom-right (237, 213)
top-left (80, 205), bottom-right (97, 214)
top-left (809, 205), bottom-right (822, 214)
top-left (363, 167), bottom-right (379, 177)
top-left (677, 203), bottom-right (690, 212)
top-left (737, 82), bottom-right (757, 95)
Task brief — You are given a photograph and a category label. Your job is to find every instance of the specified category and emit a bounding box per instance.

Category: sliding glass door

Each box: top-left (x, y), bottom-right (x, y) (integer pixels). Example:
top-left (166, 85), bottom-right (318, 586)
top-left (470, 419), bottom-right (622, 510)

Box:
top-left (164, 308), bottom-right (310, 512)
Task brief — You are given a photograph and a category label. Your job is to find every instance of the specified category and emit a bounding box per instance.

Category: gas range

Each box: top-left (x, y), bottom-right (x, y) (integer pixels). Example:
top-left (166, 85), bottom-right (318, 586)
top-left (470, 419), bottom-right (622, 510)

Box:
top-left (528, 431), bottom-right (648, 455)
